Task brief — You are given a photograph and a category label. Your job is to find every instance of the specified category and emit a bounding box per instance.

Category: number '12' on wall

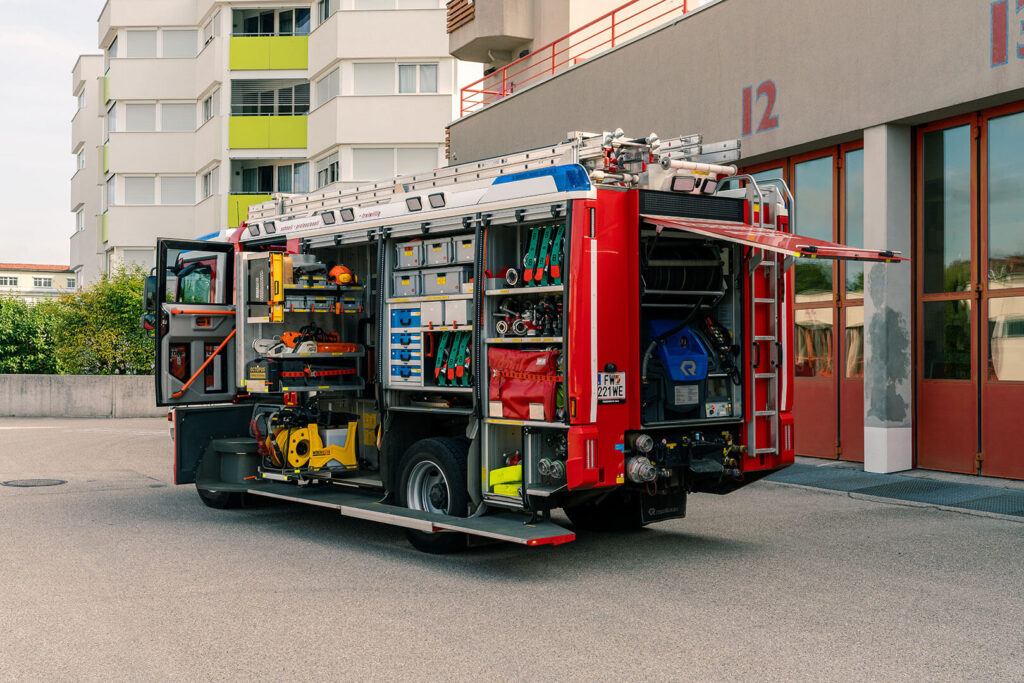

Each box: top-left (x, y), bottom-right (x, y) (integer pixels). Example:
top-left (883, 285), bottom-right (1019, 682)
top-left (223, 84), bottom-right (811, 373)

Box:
top-left (742, 81), bottom-right (780, 137)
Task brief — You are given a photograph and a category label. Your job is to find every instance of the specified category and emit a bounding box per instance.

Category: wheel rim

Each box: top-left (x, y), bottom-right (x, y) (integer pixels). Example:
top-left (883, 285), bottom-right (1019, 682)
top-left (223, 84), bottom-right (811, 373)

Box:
top-left (406, 460), bottom-right (451, 515)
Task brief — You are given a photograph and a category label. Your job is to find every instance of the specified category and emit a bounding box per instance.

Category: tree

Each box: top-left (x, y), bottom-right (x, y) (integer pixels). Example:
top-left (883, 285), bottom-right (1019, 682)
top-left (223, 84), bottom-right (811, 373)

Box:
top-left (0, 297), bottom-right (60, 373)
top-left (51, 264), bottom-right (153, 375)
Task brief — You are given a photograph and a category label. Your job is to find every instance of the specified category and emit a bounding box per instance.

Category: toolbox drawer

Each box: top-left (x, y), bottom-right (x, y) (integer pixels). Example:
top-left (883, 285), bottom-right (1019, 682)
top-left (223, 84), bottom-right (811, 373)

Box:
top-left (390, 332), bottom-right (422, 347)
top-left (390, 307), bottom-right (421, 328)
top-left (393, 272), bottom-right (420, 297)
top-left (444, 299), bottom-right (471, 326)
top-left (454, 236), bottom-right (475, 263)
top-left (422, 267), bottom-right (470, 295)
top-left (396, 241), bottom-right (423, 269)
top-left (390, 347), bottom-right (422, 362)
top-left (424, 238), bottom-right (454, 266)
top-left (390, 363), bottom-right (423, 384)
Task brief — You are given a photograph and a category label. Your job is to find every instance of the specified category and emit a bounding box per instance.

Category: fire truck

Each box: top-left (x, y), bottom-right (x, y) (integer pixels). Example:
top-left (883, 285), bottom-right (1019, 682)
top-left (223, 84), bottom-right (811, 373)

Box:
top-left (146, 130), bottom-right (903, 553)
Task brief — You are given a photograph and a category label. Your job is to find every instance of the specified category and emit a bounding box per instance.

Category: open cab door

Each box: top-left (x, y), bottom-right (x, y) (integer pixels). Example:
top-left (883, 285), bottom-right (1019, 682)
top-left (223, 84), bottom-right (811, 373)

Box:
top-left (154, 239), bottom-right (237, 406)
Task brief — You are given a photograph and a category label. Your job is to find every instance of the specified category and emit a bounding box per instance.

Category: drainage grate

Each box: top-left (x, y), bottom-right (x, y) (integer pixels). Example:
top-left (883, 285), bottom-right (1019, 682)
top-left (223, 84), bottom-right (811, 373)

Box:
top-left (953, 493), bottom-right (1024, 516)
top-left (1, 479), bottom-right (67, 487)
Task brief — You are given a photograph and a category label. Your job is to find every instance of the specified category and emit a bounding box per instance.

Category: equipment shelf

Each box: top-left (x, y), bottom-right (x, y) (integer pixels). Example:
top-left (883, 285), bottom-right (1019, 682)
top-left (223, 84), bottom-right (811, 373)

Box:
top-left (388, 385), bottom-right (473, 394)
top-left (403, 324), bottom-right (474, 333)
top-left (485, 336), bottom-right (563, 344)
top-left (485, 418), bottom-right (569, 429)
top-left (284, 284), bottom-right (364, 294)
top-left (386, 293), bottom-right (473, 304)
top-left (262, 349), bottom-right (366, 360)
top-left (387, 405), bottom-right (474, 416)
top-left (485, 285), bottom-right (563, 296)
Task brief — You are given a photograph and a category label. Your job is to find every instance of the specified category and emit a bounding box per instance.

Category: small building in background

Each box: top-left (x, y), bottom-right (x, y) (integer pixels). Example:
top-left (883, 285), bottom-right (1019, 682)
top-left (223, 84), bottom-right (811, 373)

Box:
top-left (0, 264), bottom-right (76, 306)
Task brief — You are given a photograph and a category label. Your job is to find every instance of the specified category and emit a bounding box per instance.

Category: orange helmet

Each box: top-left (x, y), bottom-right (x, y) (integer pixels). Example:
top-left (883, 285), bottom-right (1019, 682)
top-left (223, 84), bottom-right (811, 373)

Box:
top-left (329, 265), bottom-right (353, 285)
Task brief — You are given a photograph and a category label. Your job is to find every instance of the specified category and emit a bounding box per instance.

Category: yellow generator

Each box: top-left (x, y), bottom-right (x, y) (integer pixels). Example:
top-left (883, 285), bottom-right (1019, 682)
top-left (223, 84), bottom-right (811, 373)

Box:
top-left (268, 420), bottom-right (359, 471)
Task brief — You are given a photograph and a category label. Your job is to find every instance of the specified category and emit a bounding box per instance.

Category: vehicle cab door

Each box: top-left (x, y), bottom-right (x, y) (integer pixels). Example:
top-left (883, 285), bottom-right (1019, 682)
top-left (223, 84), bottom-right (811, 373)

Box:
top-left (154, 239), bottom-right (237, 406)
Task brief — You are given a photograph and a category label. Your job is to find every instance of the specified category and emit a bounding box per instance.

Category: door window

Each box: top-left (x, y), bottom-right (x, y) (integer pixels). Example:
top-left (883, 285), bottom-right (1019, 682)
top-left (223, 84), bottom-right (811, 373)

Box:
top-left (921, 126), bottom-right (972, 294)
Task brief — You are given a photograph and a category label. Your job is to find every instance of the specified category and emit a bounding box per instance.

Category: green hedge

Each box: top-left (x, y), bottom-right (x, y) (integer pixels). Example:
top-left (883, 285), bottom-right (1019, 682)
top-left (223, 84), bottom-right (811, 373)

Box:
top-left (0, 265), bottom-right (153, 375)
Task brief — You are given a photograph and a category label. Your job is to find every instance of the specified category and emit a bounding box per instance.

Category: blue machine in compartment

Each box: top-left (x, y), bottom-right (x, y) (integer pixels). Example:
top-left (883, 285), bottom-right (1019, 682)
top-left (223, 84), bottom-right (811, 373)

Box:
top-left (649, 320), bottom-right (710, 381)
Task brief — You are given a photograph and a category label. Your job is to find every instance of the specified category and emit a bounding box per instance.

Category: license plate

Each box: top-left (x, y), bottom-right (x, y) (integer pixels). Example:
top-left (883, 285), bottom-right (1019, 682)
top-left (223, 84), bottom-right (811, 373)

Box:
top-left (596, 372), bottom-right (626, 403)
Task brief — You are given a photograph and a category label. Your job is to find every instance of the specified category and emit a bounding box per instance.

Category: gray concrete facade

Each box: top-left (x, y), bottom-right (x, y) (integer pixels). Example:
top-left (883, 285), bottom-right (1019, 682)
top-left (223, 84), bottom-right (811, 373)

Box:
top-left (0, 375), bottom-right (162, 418)
top-left (448, 0), bottom-right (1024, 167)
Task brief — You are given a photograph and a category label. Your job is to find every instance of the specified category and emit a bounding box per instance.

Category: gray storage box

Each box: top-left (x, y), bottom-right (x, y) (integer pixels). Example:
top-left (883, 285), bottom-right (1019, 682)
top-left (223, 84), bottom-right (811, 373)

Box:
top-left (454, 236), bottom-right (475, 263)
top-left (422, 267), bottom-right (469, 295)
top-left (424, 237), bottom-right (454, 266)
top-left (444, 299), bottom-right (471, 326)
top-left (421, 301), bottom-right (444, 327)
top-left (396, 242), bottom-right (423, 269)
top-left (393, 271), bottom-right (420, 297)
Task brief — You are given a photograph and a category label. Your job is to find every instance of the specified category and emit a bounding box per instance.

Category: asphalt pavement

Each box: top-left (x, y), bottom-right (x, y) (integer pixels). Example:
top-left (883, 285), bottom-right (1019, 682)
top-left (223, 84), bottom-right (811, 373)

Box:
top-left (1, 417), bottom-right (1021, 682)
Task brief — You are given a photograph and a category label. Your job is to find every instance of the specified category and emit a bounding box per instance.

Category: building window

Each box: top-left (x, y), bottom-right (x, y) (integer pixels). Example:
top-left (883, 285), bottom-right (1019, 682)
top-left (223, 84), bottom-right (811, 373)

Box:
top-left (316, 68), bottom-right (340, 108)
top-left (77, 90), bottom-right (86, 110)
top-left (202, 167), bottom-right (218, 199)
top-left (318, 0), bottom-right (332, 25)
top-left (316, 152), bottom-right (339, 189)
top-left (126, 30), bottom-right (158, 58)
top-left (353, 63), bottom-right (394, 95)
top-left (66, 277), bottom-right (76, 289)
top-left (202, 90), bottom-right (218, 123)
top-left (277, 165), bottom-right (293, 193)
top-left (355, 0), bottom-right (396, 8)
top-left (231, 81), bottom-right (309, 116)
top-left (203, 17), bottom-right (216, 46)
top-left (161, 177), bottom-right (196, 205)
top-left (125, 177), bottom-right (155, 205)
top-left (293, 162), bottom-right (310, 194)
top-left (76, 210), bottom-right (85, 232)
top-left (106, 176), bottom-right (116, 207)
top-left (162, 30), bottom-right (197, 58)
top-left (162, 103), bottom-right (195, 131)
top-left (398, 63), bottom-right (438, 94)
top-left (353, 148), bottom-right (394, 180)
top-left (125, 103), bottom-right (156, 132)
top-left (0, 277), bottom-right (17, 286)
top-left (77, 151), bottom-right (85, 170)
top-left (33, 277), bottom-right (53, 288)
top-left (106, 103), bottom-right (117, 137)
top-left (105, 36), bottom-right (118, 72)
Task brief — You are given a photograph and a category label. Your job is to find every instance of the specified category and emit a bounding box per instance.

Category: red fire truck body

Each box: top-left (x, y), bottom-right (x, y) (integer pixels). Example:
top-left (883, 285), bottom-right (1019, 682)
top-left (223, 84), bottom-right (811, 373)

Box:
top-left (149, 131), bottom-right (901, 552)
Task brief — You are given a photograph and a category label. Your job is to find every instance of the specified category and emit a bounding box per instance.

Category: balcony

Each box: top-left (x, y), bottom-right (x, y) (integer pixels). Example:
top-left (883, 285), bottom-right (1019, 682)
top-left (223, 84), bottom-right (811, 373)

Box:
top-left (230, 37), bottom-right (308, 70)
top-left (229, 116), bottom-right (307, 149)
top-left (107, 132), bottom-right (198, 173)
top-left (107, 58), bottom-right (200, 101)
top-left (309, 8), bottom-right (446, 70)
top-left (103, 205), bottom-right (196, 246)
top-left (447, 0), bottom-right (533, 64)
top-left (228, 194), bottom-right (272, 228)
top-left (98, 0), bottom-right (195, 48)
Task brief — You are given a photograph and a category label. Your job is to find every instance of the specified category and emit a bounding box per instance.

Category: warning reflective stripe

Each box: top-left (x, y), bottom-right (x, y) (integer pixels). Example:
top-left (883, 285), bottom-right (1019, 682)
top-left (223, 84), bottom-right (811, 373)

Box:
top-left (641, 215), bottom-right (907, 262)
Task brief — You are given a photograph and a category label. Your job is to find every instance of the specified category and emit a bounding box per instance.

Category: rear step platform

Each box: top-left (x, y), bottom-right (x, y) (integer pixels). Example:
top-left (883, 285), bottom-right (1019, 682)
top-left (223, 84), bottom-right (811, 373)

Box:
top-left (244, 481), bottom-right (576, 547)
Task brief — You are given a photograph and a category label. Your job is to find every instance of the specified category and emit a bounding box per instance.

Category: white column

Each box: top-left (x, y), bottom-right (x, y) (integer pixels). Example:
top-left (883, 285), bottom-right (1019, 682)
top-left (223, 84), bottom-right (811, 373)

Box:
top-left (862, 124), bottom-right (913, 473)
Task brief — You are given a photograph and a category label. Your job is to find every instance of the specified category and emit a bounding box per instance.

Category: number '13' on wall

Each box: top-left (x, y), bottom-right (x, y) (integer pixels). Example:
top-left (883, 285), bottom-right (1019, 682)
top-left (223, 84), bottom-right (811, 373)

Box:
top-left (742, 81), bottom-right (780, 137)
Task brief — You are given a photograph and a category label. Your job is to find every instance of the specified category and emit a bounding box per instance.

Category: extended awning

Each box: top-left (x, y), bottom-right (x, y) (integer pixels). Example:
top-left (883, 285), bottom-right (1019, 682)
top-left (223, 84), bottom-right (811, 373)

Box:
top-left (641, 215), bottom-right (907, 263)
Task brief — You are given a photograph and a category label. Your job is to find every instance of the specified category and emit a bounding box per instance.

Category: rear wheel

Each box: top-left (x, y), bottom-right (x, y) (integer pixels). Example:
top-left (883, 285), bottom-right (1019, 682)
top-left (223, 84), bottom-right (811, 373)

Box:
top-left (195, 485), bottom-right (242, 509)
top-left (398, 437), bottom-right (469, 554)
top-left (563, 490), bottom-right (643, 531)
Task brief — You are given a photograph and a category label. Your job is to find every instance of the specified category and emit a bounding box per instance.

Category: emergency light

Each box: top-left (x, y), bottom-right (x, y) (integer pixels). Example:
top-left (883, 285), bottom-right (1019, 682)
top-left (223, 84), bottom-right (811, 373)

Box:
top-left (263, 221), bottom-right (277, 234)
top-left (339, 208), bottom-right (355, 222)
top-left (406, 196), bottom-right (423, 212)
top-left (320, 211), bottom-right (336, 226)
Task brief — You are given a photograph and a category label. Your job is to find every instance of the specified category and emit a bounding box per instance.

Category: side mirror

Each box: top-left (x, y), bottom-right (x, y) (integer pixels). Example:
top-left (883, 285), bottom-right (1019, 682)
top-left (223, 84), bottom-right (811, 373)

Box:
top-left (143, 275), bottom-right (157, 312)
top-left (139, 312), bottom-right (157, 337)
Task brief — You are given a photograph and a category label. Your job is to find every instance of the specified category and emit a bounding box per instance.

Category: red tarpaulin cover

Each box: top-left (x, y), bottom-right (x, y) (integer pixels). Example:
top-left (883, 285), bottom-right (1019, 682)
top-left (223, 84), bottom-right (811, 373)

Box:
top-left (641, 215), bottom-right (907, 262)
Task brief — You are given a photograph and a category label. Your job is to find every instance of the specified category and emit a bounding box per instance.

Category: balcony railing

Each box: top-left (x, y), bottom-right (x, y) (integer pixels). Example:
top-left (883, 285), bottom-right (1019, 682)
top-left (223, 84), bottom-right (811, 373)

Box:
top-left (459, 0), bottom-right (699, 117)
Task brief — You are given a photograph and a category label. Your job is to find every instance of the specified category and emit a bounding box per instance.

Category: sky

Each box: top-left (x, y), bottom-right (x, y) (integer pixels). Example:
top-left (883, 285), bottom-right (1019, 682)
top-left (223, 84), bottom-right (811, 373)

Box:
top-left (0, 0), bottom-right (104, 265)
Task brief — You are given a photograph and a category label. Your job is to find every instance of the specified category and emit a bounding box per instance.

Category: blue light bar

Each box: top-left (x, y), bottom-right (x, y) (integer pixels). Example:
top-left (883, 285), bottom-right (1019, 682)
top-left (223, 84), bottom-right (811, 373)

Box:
top-left (492, 164), bottom-right (591, 192)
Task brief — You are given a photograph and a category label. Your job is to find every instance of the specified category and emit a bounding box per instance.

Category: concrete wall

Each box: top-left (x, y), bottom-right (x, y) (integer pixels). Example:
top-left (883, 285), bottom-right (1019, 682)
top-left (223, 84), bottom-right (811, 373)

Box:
top-left (449, 0), bottom-right (1024, 165)
top-left (0, 375), bottom-right (163, 418)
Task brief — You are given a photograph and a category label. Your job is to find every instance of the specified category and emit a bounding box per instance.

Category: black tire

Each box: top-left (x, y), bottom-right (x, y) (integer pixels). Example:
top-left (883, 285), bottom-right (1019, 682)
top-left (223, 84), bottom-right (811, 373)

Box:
top-left (398, 437), bottom-right (470, 554)
top-left (563, 490), bottom-right (643, 532)
top-left (195, 485), bottom-right (242, 510)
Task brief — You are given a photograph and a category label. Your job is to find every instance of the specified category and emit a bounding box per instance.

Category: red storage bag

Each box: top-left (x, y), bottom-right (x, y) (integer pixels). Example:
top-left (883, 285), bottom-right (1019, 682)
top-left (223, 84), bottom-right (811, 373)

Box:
top-left (488, 347), bottom-right (562, 421)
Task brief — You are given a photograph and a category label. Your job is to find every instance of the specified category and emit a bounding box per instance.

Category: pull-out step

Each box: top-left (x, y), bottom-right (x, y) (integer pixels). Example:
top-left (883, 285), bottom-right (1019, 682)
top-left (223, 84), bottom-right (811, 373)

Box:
top-left (245, 481), bottom-right (575, 547)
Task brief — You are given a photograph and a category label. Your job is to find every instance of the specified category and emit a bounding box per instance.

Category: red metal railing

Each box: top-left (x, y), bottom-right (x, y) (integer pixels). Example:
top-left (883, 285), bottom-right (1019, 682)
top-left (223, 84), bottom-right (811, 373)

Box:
top-left (459, 0), bottom-right (699, 117)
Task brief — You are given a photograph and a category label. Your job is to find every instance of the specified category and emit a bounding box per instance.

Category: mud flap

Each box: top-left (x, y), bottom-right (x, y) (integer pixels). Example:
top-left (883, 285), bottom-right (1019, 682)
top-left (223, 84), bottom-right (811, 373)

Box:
top-left (640, 488), bottom-right (686, 524)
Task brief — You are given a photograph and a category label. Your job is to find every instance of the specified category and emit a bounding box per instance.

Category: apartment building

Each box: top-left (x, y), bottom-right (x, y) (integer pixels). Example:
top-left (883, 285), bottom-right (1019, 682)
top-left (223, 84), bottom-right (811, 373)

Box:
top-left (72, 0), bottom-right (457, 285)
top-left (0, 264), bottom-right (76, 305)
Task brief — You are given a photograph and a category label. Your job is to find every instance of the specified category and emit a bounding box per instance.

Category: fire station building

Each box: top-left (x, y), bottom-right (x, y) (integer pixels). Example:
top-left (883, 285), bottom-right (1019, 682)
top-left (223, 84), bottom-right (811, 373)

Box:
top-left (444, 0), bottom-right (1024, 479)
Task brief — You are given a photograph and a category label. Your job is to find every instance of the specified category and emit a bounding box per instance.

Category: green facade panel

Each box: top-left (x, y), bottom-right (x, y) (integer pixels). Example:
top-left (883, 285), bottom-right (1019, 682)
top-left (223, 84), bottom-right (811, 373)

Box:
top-left (229, 36), bottom-right (308, 70)
top-left (229, 116), bottom-right (307, 149)
top-left (228, 194), bottom-right (272, 228)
